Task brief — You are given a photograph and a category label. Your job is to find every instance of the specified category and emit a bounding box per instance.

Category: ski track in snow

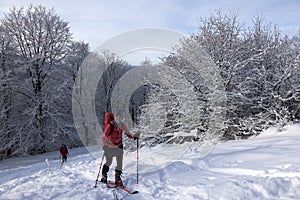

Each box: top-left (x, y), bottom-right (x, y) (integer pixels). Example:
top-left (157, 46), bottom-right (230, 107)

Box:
top-left (1, 124), bottom-right (300, 200)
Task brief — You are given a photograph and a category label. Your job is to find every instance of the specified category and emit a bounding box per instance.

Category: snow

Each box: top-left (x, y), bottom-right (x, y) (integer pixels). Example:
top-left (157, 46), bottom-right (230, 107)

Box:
top-left (1, 124), bottom-right (300, 200)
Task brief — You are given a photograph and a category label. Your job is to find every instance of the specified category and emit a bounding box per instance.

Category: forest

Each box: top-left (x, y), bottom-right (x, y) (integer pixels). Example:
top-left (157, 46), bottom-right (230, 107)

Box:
top-left (0, 5), bottom-right (299, 159)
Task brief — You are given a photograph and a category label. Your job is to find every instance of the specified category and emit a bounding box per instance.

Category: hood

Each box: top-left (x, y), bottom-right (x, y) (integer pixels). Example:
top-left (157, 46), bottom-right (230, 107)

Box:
top-left (104, 112), bottom-right (114, 124)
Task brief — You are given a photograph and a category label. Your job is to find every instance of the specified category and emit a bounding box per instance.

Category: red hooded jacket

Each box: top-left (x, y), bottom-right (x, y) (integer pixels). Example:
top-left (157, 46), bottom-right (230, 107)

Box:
top-left (60, 145), bottom-right (68, 158)
top-left (102, 112), bottom-right (134, 148)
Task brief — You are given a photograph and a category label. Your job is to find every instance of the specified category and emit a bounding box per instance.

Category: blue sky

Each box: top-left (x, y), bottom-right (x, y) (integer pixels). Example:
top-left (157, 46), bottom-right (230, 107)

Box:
top-left (0, 0), bottom-right (299, 64)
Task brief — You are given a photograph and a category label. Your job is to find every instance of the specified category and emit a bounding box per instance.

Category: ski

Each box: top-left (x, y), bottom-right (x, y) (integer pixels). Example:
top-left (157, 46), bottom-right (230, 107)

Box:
top-left (106, 181), bottom-right (139, 194)
top-left (94, 180), bottom-right (138, 194)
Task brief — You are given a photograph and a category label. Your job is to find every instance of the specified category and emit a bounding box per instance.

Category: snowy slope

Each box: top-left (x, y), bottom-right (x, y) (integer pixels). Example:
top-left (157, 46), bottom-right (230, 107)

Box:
top-left (0, 124), bottom-right (300, 200)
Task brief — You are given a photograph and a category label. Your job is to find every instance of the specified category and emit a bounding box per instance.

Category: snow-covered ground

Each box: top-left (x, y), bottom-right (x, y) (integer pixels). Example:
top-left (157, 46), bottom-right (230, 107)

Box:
top-left (1, 124), bottom-right (300, 200)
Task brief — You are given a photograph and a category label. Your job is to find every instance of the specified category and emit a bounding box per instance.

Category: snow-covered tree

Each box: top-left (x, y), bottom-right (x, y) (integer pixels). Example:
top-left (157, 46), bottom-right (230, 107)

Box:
top-left (137, 56), bottom-right (210, 146)
top-left (0, 25), bottom-right (17, 159)
top-left (0, 5), bottom-right (86, 158)
top-left (177, 12), bottom-right (299, 140)
top-left (65, 41), bottom-right (90, 82)
top-left (95, 51), bottom-right (132, 128)
top-left (225, 17), bottom-right (300, 136)
top-left (139, 11), bottom-right (300, 145)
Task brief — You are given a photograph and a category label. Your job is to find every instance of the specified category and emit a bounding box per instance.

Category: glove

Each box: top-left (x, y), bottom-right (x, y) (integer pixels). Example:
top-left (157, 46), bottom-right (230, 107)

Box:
top-left (134, 132), bottom-right (140, 140)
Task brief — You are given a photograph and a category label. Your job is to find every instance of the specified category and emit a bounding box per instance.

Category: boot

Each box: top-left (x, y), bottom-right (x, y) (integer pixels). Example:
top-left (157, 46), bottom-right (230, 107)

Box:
top-left (100, 165), bottom-right (109, 183)
top-left (115, 170), bottom-right (123, 186)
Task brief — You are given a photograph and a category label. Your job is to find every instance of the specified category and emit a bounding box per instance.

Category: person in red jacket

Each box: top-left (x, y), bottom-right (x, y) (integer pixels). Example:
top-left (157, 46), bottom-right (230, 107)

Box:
top-left (101, 111), bottom-right (140, 186)
top-left (60, 144), bottom-right (69, 163)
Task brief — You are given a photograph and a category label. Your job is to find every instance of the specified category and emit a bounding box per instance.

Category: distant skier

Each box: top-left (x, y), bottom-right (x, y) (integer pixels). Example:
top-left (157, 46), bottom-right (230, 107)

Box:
top-left (101, 111), bottom-right (140, 186)
top-left (60, 144), bottom-right (69, 163)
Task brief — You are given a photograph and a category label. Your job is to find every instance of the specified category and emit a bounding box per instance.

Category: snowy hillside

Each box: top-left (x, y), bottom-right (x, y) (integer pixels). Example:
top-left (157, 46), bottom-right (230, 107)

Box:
top-left (1, 124), bottom-right (300, 200)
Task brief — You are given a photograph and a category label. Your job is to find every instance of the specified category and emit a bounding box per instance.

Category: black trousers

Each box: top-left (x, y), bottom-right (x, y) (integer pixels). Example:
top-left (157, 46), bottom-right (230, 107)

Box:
top-left (103, 146), bottom-right (124, 173)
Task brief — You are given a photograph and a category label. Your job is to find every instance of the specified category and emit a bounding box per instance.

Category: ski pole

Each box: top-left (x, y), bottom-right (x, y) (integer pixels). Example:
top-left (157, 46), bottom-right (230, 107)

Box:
top-left (59, 155), bottom-right (63, 170)
top-left (45, 159), bottom-right (51, 174)
top-left (136, 138), bottom-right (139, 184)
top-left (60, 160), bottom-right (63, 170)
top-left (94, 153), bottom-right (105, 188)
